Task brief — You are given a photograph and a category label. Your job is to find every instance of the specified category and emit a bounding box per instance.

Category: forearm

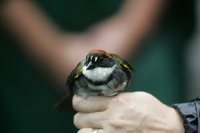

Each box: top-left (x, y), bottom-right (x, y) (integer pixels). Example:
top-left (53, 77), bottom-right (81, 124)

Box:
top-left (0, 0), bottom-right (166, 87)
top-left (117, 0), bottom-right (165, 32)
top-left (118, 0), bottom-right (165, 42)
top-left (87, 0), bottom-right (166, 58)
top-left (0, 1), bottom-right (72, 86)
top-left (1, 0), bottom-right (63, 60)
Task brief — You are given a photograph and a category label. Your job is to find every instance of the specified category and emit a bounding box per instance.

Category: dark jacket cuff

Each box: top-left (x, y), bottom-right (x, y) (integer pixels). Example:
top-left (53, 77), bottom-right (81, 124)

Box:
top-left (172, 98), bottom-right (200, 133)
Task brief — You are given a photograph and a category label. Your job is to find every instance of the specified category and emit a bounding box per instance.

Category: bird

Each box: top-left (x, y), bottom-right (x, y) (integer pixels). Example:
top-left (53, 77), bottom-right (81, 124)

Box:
top-left (55, 50), bottom-right (133, 111)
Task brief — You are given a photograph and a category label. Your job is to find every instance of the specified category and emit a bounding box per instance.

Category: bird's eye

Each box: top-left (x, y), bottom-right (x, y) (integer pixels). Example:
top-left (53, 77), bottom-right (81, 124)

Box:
top-left (97, 55), bottom-right (104, 62)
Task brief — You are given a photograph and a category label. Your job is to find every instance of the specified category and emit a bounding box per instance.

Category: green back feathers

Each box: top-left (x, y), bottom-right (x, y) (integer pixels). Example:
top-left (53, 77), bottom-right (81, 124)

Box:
top-left (66, 61), bottom-right (84, 87)
top-left (111, 54), bottom-right (133, 71)
top-left (110, 54), bottom-right (133, 81)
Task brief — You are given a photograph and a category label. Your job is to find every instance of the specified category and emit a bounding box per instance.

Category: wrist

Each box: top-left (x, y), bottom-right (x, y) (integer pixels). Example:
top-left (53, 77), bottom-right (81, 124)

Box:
top-left (168, 107), bottom-right (185, 133)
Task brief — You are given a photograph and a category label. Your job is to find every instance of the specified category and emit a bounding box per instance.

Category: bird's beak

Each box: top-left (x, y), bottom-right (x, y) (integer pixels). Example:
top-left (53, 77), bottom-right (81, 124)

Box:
top-left (85, 62), bottom-right (95, 70)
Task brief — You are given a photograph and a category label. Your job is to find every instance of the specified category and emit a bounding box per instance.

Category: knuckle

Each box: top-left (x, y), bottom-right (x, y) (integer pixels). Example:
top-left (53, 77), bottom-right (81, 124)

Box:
top-left (107, 119), bottom-right (124, 129)
top-left (77, 129), bottom-right (85, 133)
top-left (77, 130), bottom-right (83, 133)
top-left (73, 113), bottom-right (81, 128)
top-left (132, 91), bottom-right (153, 100)
top-left (77, 128), bottom-right (93, 133)
top-left (72, 95), bottom-right (82, 110)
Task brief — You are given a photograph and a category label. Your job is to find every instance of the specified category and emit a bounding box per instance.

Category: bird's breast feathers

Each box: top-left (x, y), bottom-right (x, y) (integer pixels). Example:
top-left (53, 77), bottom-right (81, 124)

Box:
top-left (82, 65), bottom-right (116, 81)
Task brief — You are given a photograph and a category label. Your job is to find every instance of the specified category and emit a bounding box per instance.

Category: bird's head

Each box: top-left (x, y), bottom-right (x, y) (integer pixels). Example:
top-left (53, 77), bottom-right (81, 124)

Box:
top-left (84, 50), bottom-right (115, 70)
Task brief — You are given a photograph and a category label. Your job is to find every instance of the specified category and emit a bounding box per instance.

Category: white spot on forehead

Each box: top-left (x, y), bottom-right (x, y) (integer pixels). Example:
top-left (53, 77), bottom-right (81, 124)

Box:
top-left (94, 57), bottom-right (98, 62)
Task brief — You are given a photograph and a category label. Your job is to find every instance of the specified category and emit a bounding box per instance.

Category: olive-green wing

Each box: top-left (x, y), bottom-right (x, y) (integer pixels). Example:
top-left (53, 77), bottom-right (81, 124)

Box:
top-left (54, 61), bottom-right (84, 111)
top-left (66, 61), bottom-right (84, 87)
top-left (111, 54), bottom-right (133, 70)
top-left (110, 54), bottom-right (133, 80)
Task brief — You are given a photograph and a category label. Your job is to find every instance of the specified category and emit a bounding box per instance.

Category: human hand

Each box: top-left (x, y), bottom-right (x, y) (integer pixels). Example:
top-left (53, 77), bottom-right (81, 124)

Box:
top-left (73, 92), bottom-right (184, 133)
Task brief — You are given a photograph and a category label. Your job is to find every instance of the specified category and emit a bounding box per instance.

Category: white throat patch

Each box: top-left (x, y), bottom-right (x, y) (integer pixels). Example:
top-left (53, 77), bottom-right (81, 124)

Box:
top-left (82, 65), bottom-right (116, 81)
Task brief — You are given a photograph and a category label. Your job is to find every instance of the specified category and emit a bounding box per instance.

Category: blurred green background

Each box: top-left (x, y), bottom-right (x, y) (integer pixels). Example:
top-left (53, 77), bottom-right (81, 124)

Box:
top-left (0, 0), bottom-right (195, 133)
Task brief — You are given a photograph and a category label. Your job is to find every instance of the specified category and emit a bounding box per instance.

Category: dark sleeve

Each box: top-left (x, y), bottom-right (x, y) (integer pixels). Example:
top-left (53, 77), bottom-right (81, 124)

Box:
top-left (172, 98), bottom-right (200, 133)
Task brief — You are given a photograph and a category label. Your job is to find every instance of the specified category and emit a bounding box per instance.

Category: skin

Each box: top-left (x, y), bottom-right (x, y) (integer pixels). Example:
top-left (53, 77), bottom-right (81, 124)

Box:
top-left (73, 92), bottom-right (185, 133)
top-left (0, 0), bottom-right (185, 132)
top-left (1, 0), bottom-right (165, 88)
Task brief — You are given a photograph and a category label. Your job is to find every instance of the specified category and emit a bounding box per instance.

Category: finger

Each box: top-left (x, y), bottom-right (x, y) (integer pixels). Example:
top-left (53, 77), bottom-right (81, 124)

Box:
top-left (77, 128), bottom-right (104, 133)
top-left (74, 112), bottom-right (105, 129)
top-left (73, 95), bottom-right (112, 112)
top-left (77, 128), bottom-right (92, 133)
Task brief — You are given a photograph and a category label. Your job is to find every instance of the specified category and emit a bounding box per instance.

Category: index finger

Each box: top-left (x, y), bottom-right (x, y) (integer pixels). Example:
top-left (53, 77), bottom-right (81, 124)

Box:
top-left (72, 95), bottom-right (112, 112)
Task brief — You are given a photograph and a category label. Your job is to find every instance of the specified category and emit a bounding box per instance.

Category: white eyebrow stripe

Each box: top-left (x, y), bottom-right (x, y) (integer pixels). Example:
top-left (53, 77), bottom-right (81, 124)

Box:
top-left (86, 61), bottom-right (92, 69)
